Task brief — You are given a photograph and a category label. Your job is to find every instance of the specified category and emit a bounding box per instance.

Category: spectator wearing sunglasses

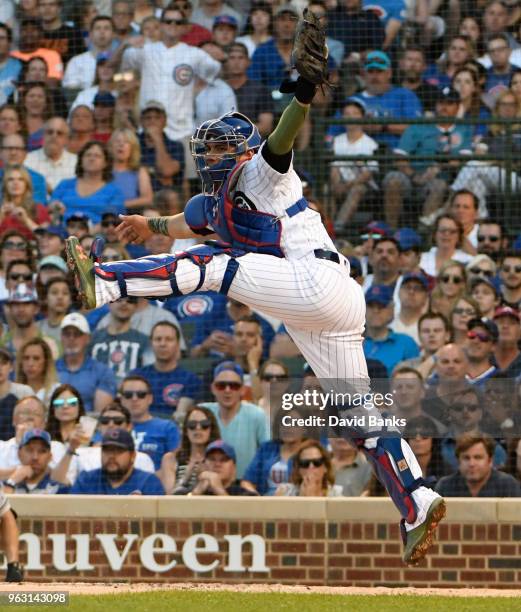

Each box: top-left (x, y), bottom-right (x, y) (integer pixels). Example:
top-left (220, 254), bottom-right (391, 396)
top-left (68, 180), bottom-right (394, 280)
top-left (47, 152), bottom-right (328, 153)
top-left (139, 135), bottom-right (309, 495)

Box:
top-left (275, 440), bottom-right (342, 497)
top-left (449, 294), bottom-right (481, 346)
top-left (46, 384), bottom-right (85, 445)
top-left (465, 318), bottom-right (499, 387)
top-left (253, 359), bottom-right (290, 418)
top-left (477, 220), bottom-right (507, 257)
top-left (441, 386), bottom-right (507, 469)
top-left (430, 260), bottom-right (467, 320)
top-left (493, 306), bottom-right (521, 377)
top-left (200, 362), bottom-right (269, 478)
top-left (499, 251), bottom-right (521, 309)
top-left (404, 415), bottom-right (451, 483)
top-left (447, 189), bottom-right (480, 254)
top-left (436, 433), bottom-right (520, 497)
top-left (470, 277), bottom-right (501, 320)
top-left (465, 254), bottom-right (497, 286)
top-left (118, 375), bottom-right (180, 470)
top-left (167, 405), bottom-right (220, 494)
top-left (25, 118), bottom-right (78, 193)
top-left (56, 313), bottom-right (117, 413)
top-left (50, 401), bottom-right (154, 486)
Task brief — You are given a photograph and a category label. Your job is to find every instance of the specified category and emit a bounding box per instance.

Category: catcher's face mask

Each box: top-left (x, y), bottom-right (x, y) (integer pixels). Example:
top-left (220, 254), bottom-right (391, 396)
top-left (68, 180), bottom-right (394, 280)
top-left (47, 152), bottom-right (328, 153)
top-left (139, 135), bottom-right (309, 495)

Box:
top-left (190, 112), bottom-right (261, 196)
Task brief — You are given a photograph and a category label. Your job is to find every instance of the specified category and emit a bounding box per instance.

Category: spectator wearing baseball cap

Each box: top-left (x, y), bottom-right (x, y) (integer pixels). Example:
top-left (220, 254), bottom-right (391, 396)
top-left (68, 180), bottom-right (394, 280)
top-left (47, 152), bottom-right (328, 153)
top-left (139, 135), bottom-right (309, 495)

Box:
top-left (191, 0), bottom-right (243, 33)
top-left (55, 313), bottom-right (117, 413)
top-left (34, 226), bottom-right (68, 259)
top-left (364, 284), bottom-right (420, 375)
top-left (493, 306), bottom-right (521, 378)
top-left (189, 439), bottom-right (257, 496)
top-left (0, 284), bottom-right (58, 359)
top-left (70, 428), bottom-right (165, 495)
top-left (465, 318), bottom-right (499, 387)
top-left (92, 92), bottom-right (116, 143)
top-left (1, 429), bottom-right (69, 494)
top-left (65, 213), bottom-right (90, 239)
top-left (470, 276), bottom-right (501, 319)
top-left (391, 273), bottom-right (429, 345)
top-left (138, 101), bottom-right (185, 191)
top-left (199, 361), bottom-right (269, 478)
top-left (212, 15), bottom-right (238, 48)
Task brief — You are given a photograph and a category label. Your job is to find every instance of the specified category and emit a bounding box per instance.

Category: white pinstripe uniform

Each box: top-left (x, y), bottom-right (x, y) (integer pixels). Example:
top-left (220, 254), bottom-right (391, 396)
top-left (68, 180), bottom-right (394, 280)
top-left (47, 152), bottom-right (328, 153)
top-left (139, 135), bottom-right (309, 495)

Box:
top-left (95, 144), bottom-right (369, 383)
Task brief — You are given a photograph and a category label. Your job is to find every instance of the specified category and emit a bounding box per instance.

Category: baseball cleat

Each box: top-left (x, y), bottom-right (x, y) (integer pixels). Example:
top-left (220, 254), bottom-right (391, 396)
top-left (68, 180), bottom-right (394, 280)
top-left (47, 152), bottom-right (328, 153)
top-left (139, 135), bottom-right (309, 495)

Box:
top-left (402, 493), bottom-right (446, 565)
top-left (5, 561), bottom-right (24, 582)
top-left (65, 236), bottom-right (97, 310)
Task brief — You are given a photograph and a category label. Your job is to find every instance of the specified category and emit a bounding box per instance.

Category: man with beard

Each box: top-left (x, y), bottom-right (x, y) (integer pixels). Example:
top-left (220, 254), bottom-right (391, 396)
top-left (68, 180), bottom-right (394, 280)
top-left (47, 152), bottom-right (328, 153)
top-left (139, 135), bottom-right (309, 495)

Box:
top-left (477, 220), bottom-right (507, 258)
top-left (465, 318), bottom-right (498, 386)
top-left (55, 313), bottom-right (117, 413)
top-left (363, 237), bottom-right (402, 295)
top-left (70, 429), bottom-right (165, 495)
top-left (399, 47), bottom-right (440, 114)
top-left (499, 252), bottom-right (521, 308)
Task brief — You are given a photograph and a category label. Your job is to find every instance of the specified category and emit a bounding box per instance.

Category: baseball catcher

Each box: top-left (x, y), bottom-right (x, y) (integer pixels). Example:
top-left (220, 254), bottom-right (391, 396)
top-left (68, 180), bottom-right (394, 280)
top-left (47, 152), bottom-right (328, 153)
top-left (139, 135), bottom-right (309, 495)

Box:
top-left (66, 9), bottom-right (445, 565)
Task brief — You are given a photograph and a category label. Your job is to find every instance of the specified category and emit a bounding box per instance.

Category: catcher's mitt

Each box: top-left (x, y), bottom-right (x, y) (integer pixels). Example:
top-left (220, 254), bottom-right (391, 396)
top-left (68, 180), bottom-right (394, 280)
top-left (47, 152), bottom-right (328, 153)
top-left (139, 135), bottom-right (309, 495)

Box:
top-left (292, 8), bottom-right (330, 87)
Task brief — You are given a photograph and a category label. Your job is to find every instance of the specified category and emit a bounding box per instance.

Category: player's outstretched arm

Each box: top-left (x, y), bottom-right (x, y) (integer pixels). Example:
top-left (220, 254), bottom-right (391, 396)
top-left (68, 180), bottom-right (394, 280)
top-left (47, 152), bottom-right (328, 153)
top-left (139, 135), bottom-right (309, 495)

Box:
top-left (116, 212), bottom-right (198, 244)
top-left (266, 9), bottom-right (329, 158)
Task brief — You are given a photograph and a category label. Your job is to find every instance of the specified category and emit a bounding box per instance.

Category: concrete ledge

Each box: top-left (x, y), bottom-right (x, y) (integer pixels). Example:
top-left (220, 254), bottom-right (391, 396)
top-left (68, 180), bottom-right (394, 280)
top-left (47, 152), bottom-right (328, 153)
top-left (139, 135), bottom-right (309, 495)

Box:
top-left (7, 495), bottom-right (521, 523)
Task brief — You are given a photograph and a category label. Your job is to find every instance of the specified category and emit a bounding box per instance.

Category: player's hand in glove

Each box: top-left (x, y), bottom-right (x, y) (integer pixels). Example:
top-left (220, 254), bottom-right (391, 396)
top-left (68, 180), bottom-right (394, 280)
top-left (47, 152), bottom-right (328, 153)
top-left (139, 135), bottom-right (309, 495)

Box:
top-left (292, 8), bottom-right (329, 87)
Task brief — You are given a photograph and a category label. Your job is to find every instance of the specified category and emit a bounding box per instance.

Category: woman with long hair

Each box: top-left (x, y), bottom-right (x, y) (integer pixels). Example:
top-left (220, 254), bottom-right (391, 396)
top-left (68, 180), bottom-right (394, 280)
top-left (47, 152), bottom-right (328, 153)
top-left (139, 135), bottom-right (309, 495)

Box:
top-left (452, 67), bottom-right (490, 140)
top-left (420, 214), bottom-right (473, 276)
top-left (236, 2), bottom-right (273, 58)
top-left (458, 16), bottom-right (485, 57)
top-left (16, 338), bottom-right (59, 406)
top-left (405, 415), bottom-right (450, 482)
top-left (0, 165), bottom-right (50, 238)
top-left (425, 35), bottom-right (476, 88)
top-left (275, 439), bottom-right (342, 497)
top-left (51, 141), bottom-right (125, 224)
top-left (46, 384), bottom-right (86, 443)
top-left (18, 82), bottom-right (54, 151)
top-left (164, 405), bottom-right (220, 494)
top-left (109, 128), bottom-right (153, 211)
top-left (243, 407), bottom-right (308, 495)
top-left (67, 105), bottom-right (95, 154)
top-left (253, 358), bottom-right (290, 415)
top-left (430, 260), bottom-right (467, 318)
top-left (0, 104), bottom-right (23, 138)
top-left (449, 294), bottom-right (481, 344)
top-left (71, 58), bottom-right (118, 112)
top-left (37, 278), bottom-right (73, 346)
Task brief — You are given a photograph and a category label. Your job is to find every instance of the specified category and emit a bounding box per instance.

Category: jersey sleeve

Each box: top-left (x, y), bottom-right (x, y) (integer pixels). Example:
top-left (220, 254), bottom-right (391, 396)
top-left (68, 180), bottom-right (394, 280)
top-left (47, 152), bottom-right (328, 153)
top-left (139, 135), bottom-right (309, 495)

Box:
top-left (195, 48), bottom-right (221, 84)
top-left (122, 46), bottom-right (144, 71)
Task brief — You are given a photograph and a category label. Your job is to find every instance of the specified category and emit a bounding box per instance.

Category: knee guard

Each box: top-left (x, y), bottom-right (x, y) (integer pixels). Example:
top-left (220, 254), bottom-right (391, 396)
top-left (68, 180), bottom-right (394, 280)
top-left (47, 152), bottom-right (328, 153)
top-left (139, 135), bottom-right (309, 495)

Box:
top-left (356, 436), bottom-right (426, 523)
top-left (94, 243), bottom-right (244, 299)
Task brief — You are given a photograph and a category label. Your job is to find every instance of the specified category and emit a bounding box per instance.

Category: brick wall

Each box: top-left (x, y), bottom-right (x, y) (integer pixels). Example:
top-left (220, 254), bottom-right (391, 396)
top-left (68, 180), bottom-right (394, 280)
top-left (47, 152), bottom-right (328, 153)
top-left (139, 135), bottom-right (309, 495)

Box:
top-left (5, 496), bottom-right (521, 587)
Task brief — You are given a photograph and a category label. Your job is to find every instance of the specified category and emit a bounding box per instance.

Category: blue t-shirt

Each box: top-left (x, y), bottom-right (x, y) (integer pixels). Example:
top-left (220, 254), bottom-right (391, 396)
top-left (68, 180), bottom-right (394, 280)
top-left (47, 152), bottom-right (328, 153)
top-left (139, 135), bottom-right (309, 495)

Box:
top-left (70, 467), bottom-right (165, 495)
top-left (363, 330), bottom-right (420, 375)
top-left (396, 122), bottom-right (473, 173)
top-left (485, 68), bottom-right (514, 97)
top-left (51, 178), bottom-right (125, 224)
top-left (113, 169), bottom-right (139, 206)
top-left (130, 364), bottom-right (201, 418)
top-left (0, 57), bottom-right (22, 104)
top-left (363, 0), bottom-right (406, 25)
top-left (132, 418), bottom-right (180, 470)
top-left (89, 328), bottom-right (149, 384)
top-left (243, 440), bottom-right (288, 496)
top-left (330, 87), bottom-right (423, 148)
top-left (56, 356), bottom-right (117, 413)
top-left (138, 132), bottom-right (185, 189)
top-left (423, 64), bottom-right (452, 89)
top-left (201, 401), bottom-right (270, 478)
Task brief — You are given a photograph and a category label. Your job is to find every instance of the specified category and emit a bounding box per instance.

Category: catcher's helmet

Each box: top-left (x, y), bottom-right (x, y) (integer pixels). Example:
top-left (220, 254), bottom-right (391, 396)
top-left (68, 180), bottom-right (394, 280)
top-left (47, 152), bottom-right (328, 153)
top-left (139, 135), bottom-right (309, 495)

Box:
top-left (190, 111), bottom-right (261, 196)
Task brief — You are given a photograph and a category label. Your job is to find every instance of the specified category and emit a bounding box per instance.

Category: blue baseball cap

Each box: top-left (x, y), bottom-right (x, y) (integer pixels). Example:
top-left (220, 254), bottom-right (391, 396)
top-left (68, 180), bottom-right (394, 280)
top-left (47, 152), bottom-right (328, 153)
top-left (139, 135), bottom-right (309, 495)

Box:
top-left (362, 220), bottom-right (391, 240)
top-left (35, 225), bottom-right (68, 240)
top-left (365, 284), bottom-right (394, 306)
top-left (213, 15), bottom-right (238, 28)
top-left (205, 439), bottom-right (236, 462)
top-left (401, 272), bottom-right (429, 290)
top-left (470, 275), bottom-right (500, 297)
top-left (102, 428), bottom-right (135, 451)
top-left (468, 317), bottom-right (499, 341)
top-left (365, 51), bottom-right (391, 71)
top-left (19, 428), bottom-right (51, 449)
top-left (94, 92), bottom-right (116, 107)
top-left (213, 360), bottom-right (244, 381)
top-left (394, 227), bottom-right (422, 251)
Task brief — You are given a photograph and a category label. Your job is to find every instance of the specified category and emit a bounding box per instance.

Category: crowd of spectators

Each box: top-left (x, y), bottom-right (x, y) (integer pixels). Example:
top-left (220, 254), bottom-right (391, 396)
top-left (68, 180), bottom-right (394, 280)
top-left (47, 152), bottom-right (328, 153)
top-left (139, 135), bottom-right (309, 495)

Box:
top-left (0, 0), bottom-right (518, 514)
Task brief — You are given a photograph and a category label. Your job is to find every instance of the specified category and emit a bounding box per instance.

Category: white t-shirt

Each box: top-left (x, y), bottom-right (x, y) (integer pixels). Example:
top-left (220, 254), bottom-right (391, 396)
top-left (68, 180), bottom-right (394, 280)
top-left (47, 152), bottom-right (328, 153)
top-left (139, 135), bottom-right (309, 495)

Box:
top-left (122, 41), bottom-right (221, 140)
top-left (0, 438), bottom-right (65, 470)
top-left (331, 132), bottom-right (379, 188)
top-left (419, 247), bottom-right (473, 277)
top-left (63, 52), bottom-right (97, 90)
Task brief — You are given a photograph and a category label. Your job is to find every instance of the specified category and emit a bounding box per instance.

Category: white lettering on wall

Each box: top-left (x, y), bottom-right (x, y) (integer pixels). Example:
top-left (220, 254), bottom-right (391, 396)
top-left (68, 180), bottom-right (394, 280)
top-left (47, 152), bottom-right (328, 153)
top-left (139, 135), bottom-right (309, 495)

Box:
top-left (182, 534), bottom-right (219, 573)
top-left (223, 535), bottom-right (269, 573)
top-left (139, 534), bottom-right (177, 573)
top-left (96, 534), bottom-right (138, 571)
top-left (48, 534), bottom-right (94, 571)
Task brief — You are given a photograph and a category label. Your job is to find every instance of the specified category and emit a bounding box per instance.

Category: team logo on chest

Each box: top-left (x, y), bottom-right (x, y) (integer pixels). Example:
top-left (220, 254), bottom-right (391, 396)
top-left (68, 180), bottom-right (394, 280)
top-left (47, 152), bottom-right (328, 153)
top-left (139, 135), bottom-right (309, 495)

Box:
top-left (173, 64), bottom-right (194, 86)
top-left (233, 191), bottom-right (257, 210)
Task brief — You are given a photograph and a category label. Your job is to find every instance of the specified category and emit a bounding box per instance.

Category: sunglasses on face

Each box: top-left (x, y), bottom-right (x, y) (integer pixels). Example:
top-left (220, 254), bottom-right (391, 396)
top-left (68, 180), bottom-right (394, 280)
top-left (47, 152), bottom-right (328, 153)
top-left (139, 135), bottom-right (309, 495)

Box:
top-left (453, 307), bottom-right (476, 316)
top-left (99, 416), bottom-right (126, 425)
top-left (261, 373), bottom-right (288, 382)
top-left (467, 330), bottom-right (492, 342)
top-left (214, 381), bottom-right (242, 391)
top-left (298, 457), bottom-right (326, 469)
top-left (361, 233), bottom-right (383, 240)
top-left (121, 390), bottom-right (149, 399)
top-left (450, 403), bottom-right (479, 413)
top-left (9, 273), bottom-right (32, 282)
top-left (408, 431), bottom-right (431, 440)
top-left (502, 265), bottom-right (521, 274)
top-left (52, 397), bottom-right (79, 408)
top-left (437, 228), bottom-right (458, 235)
top-left (477, 235), bottom-right (499, 242)
top-left (440, 275), bottom-right (463, 284)
top-left (45, 129), bottom-right (66, 136)
top-left (186, 419), bottom-right (211, 430)
top-left (3, 241), bottom-right (27, 250)
top-left (161, 18), bottom-right (187, 25)
top-left (469, 267), bottom-right (493, 277)
top-left (101, 219), bottom-right (120, 228)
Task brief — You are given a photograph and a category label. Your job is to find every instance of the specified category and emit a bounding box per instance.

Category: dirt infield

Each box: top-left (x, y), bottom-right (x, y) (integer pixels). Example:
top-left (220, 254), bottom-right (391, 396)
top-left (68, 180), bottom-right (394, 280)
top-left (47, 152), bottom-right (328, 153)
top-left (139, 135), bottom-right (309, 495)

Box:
top-left (0, 583), bottom-right (520, 598)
